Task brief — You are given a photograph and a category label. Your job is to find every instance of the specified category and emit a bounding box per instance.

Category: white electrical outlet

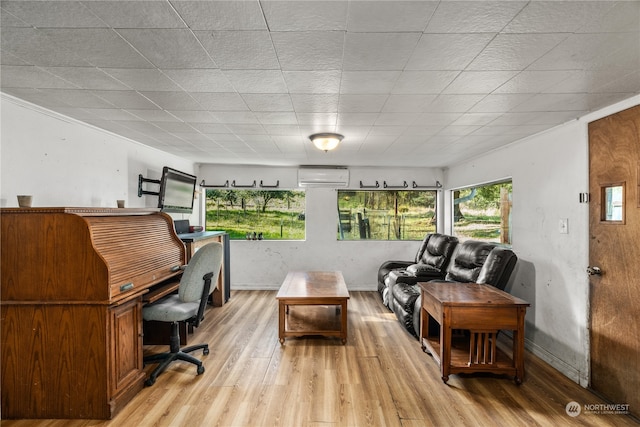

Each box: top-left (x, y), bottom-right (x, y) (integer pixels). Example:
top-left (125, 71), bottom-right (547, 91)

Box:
top-left (559, 218), bottom-right (569, 234)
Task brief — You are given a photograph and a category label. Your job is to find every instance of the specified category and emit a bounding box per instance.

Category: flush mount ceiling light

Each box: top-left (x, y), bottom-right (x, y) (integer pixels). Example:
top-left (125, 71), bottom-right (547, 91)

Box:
top-left (309, 133), bottom-right (343, 152)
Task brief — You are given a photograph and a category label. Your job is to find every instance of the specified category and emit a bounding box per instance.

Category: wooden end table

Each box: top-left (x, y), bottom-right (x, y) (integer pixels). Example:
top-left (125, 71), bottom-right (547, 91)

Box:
top-left (419, 281), bottom-right (530, 384)
top-left (276, 271), bottom-right (349, 344)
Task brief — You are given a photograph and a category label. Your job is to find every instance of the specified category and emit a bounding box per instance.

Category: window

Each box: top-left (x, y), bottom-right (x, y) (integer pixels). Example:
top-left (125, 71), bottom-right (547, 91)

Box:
top-left (452, 180), bottom-right (512, 245)
top-left (337, 190), bottom-right (437, 240)
top-left (205, 190), bottom-right (305, 240)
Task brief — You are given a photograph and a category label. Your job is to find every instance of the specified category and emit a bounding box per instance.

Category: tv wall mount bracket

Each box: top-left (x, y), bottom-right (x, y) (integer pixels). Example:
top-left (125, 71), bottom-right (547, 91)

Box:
top-left (138, 174), bottom-right (160, 197)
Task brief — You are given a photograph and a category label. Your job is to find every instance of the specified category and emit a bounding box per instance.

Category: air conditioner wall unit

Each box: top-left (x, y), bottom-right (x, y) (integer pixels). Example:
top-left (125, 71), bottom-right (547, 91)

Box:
top-left (298, 167), bottom-right (349, 187)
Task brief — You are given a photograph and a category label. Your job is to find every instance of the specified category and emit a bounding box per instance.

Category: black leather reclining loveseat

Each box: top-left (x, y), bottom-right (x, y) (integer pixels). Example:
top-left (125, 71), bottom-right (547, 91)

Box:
top-left (378, 235), bottom-right (518, 337)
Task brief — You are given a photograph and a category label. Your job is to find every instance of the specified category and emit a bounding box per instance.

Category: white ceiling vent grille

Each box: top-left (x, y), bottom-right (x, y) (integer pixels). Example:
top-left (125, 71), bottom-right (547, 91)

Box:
top-left (297, 167), bottom-right (349, 187)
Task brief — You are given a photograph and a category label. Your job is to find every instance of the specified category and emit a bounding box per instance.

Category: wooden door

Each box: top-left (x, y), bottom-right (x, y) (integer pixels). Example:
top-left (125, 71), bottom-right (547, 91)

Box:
top-left (588, 104), bottom-right (640, 417)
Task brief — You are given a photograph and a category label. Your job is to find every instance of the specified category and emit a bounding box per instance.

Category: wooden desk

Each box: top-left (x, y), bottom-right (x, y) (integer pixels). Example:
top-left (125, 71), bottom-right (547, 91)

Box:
top-left (418, 282), bottom-right (529, 384)
top-left (276, 271), bottom-right (349, 344)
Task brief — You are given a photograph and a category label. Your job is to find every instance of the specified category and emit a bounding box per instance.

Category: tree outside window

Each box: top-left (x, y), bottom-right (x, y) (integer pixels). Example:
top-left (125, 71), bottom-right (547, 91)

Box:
top-left (337, 190), bottom-right (437, 240)
top-left (452, 181), bottom-right (512, 244)
top-left (205, 190), bottom-right (305, 240)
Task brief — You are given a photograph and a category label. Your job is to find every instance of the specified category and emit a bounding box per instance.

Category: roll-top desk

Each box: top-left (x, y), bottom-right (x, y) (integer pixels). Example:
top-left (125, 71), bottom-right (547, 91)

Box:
top-left (1, 207), bottom-right (186, 419)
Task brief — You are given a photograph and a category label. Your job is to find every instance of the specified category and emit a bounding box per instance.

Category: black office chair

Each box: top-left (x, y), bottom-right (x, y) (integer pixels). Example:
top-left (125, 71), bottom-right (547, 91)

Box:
top-left (142, 242), bottom-right (223, 386)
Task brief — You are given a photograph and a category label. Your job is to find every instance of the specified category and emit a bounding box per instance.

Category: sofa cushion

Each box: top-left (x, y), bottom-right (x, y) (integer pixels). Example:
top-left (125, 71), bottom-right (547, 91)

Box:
top-left (445, 240), bottom-right (495, 283)
top-left (418, 234), bottom-right (458, 270)
top-left (392, 283), bottom-right (421, 313)
top-left (477, 247), bottom-right (517, 290)
top-left (406, 263), bottom-right (441, 276)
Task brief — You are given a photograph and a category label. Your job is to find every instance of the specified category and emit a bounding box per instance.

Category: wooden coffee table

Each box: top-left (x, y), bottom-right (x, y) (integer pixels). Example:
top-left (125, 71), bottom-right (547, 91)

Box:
top-left (276, 271), bottom-right (349, 344)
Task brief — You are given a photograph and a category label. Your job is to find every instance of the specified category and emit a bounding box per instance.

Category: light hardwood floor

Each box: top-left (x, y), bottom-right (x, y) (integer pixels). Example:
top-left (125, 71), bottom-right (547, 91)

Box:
top-left (2, 291), bottom-right (638, 426)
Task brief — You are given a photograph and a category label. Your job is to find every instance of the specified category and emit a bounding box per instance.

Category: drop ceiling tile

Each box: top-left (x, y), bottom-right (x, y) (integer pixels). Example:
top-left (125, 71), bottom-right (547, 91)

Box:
top-left (452, 113), bottom-right (503, 126)
top-left (93, 91), bottom-right (160, 111)
top-left (189, 123), bottom-right (231, 134)
top-left (212, 111), bottom-right (260, 124)
top-left (139, 91), bottom-right (201, 110)
top-left (421, 95), bottom-right (485, 113)
top-left (530, 33), bottom-right (631, 70)
top-left (291, 94), bottom-right (339, 113)
top-left (405, 33), bottom-right (493, 71)
top-left (0, 8), bottom-right (29, 27)
top-left (368, 125), bottom-right (406, 136)
top-left (403, 125), bottom-right (445, 136)
top-left (338, 94), bottom-right (388, 113)
top-left (392, 71), bottom-right (460, 94)
top-left (82, 1), bottom-right (186, 29)
top-left (579, 1), bottom-right (640, 33)
top-left (254, 112), bottom-right (298, 125)
top-left (171, 1), bottom-right (267, 30)
top-left (125, 109), bottom-right (181, 122)
top-left (83, 108), bottom-right (139, 121)
top-left (41, 28), bottom-right (153, 68)
top-left (271, 32), bottom-right (344, 71)
top-left (336, 113), bottom-right (379, 126)
top-left (222, 70), bottom-right (288, 93)
top-left (189, 92), bottom-right (248, 111)
top-left (151, 121), bottom-right (197, 133)
top-left (494, 70), bottom-right (576, 94)
top-left (1, 1), bottom-right (105, 28)
top-left (44, 67), bottom-right (131, 90)
top-left (510, 93), bottom-right (591, 112)
top-left (261, 1), bottom-right (347, 31)
top-left (282, 71), bottom-right (341, 94)
top-left (241, 94), bottom-right (293, 112)
top-left (101, 68), bottom-right (182, 91)
top-left (425, 1), bottom-right (526, 33)
top-left (375, 113), bottom-right (420, 126)
top-left (470, 94), bottom-right (534, 113)
top-left (0, 50), bottom-right (30, 66)
top-left (346, 1), bottom-right (436, 32)
top-left (167, 110), bottom-right (220, 123)
top-left (504, 1), bottom-right (616, 33)
top-left (39, 88), bottom-right (116, 108)
top-left (438, 125), bottom-right (482, 137)
top-left (467, 33), bottom-right (569, 71)
top-left (382, 95), bottom-right (437, 113)
top-left (195, 31), bottom-right (279, 70)
top-left (340, 71), bottom-right (400, 94)
top-left (116, 29), bottom-right (216, 69)
top-left (296, 113), bottom-right (337, 126)
top-left (414, 113), bottom-right (463, 126)
top-left (262, 124), bottom-right (301, 134)
top-left (1, 27), bottom-right (92, 67)
top-left (343, 33), bottom-right (420, 71)
top-left (1, 65), bottom-right (77, 89)
top-left (596, 71), bottom-right (640, 94)
top-left (1, 87), bottom-right (71, 109)
top-left (444, 71), bottom-right (519, 95)
top-left (161, 69), bottom-right (235, 92)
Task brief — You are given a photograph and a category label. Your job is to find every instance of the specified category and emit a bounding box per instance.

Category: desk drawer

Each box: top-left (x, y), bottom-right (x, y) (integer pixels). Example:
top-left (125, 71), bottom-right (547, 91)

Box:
top-left (450, 306), bottom-right (518, 330)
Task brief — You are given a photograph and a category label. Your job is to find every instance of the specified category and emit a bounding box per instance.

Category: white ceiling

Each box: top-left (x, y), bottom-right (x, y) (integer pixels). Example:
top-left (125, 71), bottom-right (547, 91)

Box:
top-left (1, 1), bottom-right (639, 168)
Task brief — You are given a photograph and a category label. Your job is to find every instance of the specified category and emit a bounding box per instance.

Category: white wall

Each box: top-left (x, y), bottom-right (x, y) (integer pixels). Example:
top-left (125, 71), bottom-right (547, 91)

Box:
top-left (1, 95), bottom-right (196, 224)
top-left (197, 164), bottom-right (444, 290)
top-left (444, 95), bottom-right (640, 387)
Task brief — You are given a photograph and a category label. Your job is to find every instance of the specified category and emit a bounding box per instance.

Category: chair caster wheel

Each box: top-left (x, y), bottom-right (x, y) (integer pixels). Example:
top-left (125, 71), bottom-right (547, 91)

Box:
top-left (145, 378), bottom-right (155, 387)
top-left (197, 365), bottom-right (205, 375)
top-left (203, 348), bottom-right (210, 355)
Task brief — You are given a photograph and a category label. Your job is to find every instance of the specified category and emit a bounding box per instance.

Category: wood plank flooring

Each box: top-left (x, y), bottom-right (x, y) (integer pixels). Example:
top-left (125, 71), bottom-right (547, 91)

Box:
top-left (2, 291), bottom-right (638, 426)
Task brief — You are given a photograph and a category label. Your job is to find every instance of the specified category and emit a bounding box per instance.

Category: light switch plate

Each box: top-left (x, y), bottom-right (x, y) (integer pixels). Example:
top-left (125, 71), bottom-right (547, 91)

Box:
top-left (559, 218), bottom-right (569, 234)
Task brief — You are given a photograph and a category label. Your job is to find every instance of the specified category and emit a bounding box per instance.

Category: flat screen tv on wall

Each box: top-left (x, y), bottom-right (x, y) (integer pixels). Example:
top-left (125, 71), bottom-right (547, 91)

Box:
top-left (158, 167), bottom-right (197, 214)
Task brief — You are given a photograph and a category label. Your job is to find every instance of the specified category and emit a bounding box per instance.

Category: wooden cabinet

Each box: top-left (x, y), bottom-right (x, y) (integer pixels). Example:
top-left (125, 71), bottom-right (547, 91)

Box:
top-left (0, 207), bottom-right (185, 419)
